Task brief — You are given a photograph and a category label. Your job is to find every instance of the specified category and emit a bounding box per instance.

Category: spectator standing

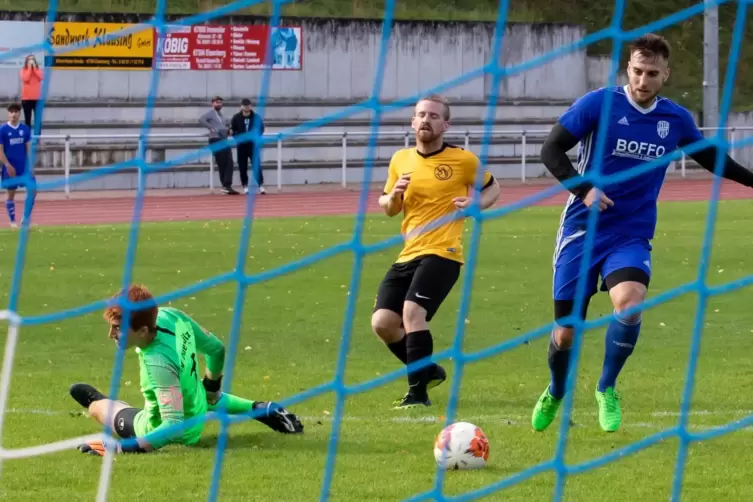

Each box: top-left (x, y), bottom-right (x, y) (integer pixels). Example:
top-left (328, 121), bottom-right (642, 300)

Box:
top-left (19, 55), bottom-right (43, 134)
top-left (230, 99), bottom-right (266, 195)
top-left (199, 96), bottom-right (238, 195)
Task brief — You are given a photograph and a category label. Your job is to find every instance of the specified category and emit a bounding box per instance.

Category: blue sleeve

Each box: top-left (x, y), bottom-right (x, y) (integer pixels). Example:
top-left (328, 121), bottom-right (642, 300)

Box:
top-left (677, 107), bottom-right (704, 148)
top-left (557, 88), bottom-right (605, 140)
top-left (24, 126), bottom-right (31, 144)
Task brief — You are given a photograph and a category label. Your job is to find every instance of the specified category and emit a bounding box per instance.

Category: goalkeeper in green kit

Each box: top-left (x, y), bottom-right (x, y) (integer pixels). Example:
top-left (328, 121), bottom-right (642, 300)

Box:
top-left (70, 284), bottom-right (303, 456)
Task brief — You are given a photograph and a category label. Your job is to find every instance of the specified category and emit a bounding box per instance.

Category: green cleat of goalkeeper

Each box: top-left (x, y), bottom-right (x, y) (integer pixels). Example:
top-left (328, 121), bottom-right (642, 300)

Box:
top-left (71, 284), bottom-right (303, 456)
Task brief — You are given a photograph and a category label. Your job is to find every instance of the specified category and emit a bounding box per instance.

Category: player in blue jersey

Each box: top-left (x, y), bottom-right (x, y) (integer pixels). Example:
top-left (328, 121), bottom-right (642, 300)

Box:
top-left (0, 103), bottom-right (36, 229)
top-left (531, 33), bottom-right (753, 433)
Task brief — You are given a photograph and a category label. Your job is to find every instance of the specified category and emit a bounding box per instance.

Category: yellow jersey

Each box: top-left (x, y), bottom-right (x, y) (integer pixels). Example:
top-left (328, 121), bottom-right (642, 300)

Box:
top-left (383, 143), bottom-right (493, 265)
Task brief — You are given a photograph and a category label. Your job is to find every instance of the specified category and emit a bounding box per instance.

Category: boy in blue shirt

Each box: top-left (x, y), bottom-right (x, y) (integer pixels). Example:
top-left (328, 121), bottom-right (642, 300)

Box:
top-left (0, 103), bottom-right (35, 228)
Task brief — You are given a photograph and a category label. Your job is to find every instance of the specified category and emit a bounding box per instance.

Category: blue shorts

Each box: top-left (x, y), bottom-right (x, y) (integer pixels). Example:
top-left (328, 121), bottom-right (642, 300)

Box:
top-left (552, 226), bottom-right (652, 301)
top-left (2, 165), bottom-right (28, 191)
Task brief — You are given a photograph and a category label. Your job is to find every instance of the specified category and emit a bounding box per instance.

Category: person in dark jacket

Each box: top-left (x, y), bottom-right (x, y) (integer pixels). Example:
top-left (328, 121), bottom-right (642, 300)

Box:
top-left (230, 99), bottom-right (266, 195)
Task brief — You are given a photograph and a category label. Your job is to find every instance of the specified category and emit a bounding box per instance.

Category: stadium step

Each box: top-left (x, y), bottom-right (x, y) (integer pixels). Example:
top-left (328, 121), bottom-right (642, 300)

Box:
top-left (33, 156), bottom-right (698, 193)
top-left (31, 136), bottom-right (576, 169)
top-left (37, 99), bottom-right (572, 124)
top-left (36, 118), bottom-right (557, 143)
top-left (34, 155), bottom-right (576, 175)
top-left (35, 158), bottom-right (564, 192)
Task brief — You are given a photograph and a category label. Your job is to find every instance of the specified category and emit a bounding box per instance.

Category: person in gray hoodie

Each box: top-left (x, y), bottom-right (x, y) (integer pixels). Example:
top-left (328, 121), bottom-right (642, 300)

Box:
top-left (199, 96), bottom-right (238, 195)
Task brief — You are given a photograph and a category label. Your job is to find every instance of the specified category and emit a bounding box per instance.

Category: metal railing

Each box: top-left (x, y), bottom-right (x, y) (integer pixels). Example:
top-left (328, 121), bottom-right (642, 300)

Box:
top-left (31, 126), bottom-right (753, 195)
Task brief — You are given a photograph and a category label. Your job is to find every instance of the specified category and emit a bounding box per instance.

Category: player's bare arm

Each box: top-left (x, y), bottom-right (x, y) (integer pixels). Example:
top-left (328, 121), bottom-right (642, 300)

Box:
top-left (540, 124), bottom-right (613, 211)
top-left (379, 172), bottom-right (410, 217)
top-left (0, 144), bottom-right (15, 177)
top-left (453, 176), bottom-right (500, 210)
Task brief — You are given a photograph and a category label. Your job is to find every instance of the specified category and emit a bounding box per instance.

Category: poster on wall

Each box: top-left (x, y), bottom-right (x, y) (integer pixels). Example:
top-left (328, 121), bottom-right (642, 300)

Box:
top-left (0, 21), bottom-right (46, 69)
top-left (46, 22), bottom-right (154, 69)
top-left (154, 24), bottom-right (302, 70)
top-left (268, 27), bottom-right (302, 70)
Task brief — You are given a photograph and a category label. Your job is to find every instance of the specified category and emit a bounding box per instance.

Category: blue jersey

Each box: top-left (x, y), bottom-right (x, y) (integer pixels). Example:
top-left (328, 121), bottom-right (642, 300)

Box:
top-left (0, 122), bottom-right (30, 173)
top-left (557, 85), bottom-right (704, 240)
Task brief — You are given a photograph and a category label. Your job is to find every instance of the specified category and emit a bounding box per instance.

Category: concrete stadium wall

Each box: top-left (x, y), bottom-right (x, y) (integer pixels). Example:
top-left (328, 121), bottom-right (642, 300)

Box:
top-left (1, 12), bottom-right (751, 193)
top-left (587, 56), bottom-right (629, 89)
top-left (0, 12), bottom-right (591, 101)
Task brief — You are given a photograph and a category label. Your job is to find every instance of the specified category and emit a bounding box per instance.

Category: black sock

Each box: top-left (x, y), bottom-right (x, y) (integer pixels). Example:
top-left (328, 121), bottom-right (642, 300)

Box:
top-left (406, 330), bottom-right (433, 398)
top-left (547, 335), bottom-right (571, 400)
top-left (387, 336), bottom-right (408, 364)
top-left (69, 383), bottom-right (107, 409)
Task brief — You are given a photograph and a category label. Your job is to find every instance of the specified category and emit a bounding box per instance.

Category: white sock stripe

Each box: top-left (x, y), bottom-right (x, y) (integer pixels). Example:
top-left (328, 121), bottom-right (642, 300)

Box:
top-left (614, 310), bottom-right (642, 326)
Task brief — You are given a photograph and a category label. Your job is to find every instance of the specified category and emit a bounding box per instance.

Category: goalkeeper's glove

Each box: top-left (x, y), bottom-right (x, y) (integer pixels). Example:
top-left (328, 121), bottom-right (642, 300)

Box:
top-left (203, 376), bottom-right (223, 405)
top-left (78, 437), bottom-right (146, 456)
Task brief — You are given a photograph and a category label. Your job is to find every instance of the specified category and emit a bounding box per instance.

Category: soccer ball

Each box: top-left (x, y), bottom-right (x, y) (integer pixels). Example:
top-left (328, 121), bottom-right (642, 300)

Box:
top-left (433, 421), bottom-right (489, 470)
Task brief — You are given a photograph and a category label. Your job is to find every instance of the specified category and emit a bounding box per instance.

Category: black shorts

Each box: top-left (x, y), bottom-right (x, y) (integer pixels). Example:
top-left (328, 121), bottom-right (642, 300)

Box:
top-left (113, 407), bottom-right (141, 439)
top-left (374, 254), bottom-right (462, 321)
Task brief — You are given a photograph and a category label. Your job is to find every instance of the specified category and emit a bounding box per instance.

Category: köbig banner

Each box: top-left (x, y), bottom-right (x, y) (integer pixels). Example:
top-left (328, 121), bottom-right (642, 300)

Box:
top-left (154, 24), bottom-right (302, 70)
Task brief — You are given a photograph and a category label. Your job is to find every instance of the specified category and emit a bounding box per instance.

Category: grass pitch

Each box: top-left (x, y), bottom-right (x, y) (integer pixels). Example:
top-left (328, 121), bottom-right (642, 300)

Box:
top-left (0, 199), bottom-right (752, 501)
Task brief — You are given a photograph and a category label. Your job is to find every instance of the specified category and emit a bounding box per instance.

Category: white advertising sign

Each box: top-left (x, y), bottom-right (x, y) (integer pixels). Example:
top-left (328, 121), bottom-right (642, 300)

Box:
top-left (0, 21), bottom-right (47, 68)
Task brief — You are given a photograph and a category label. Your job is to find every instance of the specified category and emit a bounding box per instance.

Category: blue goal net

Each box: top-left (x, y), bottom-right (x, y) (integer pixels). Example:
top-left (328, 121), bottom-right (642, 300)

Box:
top-left (1, 0), bottom-right (752, 500)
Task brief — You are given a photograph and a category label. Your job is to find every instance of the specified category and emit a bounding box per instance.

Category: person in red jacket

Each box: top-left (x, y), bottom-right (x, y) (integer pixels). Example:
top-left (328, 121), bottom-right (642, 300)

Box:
top-left (19, 55), bottom-right (43, 133)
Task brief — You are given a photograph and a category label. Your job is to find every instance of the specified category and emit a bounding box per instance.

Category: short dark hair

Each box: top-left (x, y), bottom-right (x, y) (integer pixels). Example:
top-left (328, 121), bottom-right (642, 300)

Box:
top-left (7, 103), bottom-right (20, 113)
top-left (629, 33), bottom-right (671, 61)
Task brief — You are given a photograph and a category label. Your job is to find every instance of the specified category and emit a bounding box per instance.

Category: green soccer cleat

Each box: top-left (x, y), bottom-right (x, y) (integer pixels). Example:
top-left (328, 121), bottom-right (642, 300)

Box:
top-left (595, 386), bottom-right (622, 432)
top-left (531, 386), bottom-right (562, 432)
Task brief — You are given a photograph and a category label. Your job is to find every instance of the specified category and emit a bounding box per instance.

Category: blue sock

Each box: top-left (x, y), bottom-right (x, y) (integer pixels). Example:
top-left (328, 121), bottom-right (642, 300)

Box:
top-left (5, 200), bottom-right (15, 223)
top-left (597, 310), bottom-right (641, 392)
top-left (548, 333), bottom-right (571, 400)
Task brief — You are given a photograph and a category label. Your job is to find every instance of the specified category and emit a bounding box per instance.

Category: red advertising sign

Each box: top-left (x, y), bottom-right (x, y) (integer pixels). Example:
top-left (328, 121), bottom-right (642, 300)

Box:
top-left (155, 25), bottom-right (192, 70)
top-left (154, 24), bottom-right (302, 70)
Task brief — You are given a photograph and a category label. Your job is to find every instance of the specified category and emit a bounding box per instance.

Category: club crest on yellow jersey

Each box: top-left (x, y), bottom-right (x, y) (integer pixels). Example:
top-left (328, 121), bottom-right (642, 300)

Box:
top-left (434, 164), bottom-right (453, 181)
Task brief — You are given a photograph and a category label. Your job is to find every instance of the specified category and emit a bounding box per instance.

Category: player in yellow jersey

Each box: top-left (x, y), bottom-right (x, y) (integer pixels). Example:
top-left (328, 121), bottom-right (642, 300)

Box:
top-left (371, 95), bottom-right (500, 409)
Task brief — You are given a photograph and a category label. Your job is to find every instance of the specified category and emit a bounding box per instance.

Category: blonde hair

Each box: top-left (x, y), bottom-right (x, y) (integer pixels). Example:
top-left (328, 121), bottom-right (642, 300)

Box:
top-left (417, 95), bottom-right (451, 121)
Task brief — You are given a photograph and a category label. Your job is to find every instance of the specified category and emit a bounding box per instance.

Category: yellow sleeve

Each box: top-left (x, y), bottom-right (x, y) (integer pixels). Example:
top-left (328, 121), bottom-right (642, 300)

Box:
top-left (481, 170), bottom-right (493, 188)
top-left (383, 152), bottom-right (400, 194)
top-left (464, 152), bottom-right (493, 188)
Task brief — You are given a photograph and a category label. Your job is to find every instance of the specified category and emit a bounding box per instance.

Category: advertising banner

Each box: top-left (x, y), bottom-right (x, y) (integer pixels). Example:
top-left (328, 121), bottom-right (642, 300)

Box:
top-left (0, 21), bottom-right (46, 69)
top-left (155, 24), bottom-right (302, 70)
top-left (47, 22), bottom-right (154, 69)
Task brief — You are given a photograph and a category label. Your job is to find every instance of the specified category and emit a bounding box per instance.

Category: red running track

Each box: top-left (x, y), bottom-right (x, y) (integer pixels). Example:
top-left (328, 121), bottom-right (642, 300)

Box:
top-left (22, 179), bottom-right (753, 227)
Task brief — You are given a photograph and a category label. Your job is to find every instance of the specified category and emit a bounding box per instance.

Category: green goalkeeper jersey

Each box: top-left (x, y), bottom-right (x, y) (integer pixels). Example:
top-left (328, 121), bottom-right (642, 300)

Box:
top-left (132, 307), bottom-right (226, 449)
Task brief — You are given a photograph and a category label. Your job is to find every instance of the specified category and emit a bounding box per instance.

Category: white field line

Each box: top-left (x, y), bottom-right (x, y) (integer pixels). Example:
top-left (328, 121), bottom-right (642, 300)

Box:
top-left (0, 407), bottom-right (751, 461)
top-left (7, 408), bottom-right (753, 420)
